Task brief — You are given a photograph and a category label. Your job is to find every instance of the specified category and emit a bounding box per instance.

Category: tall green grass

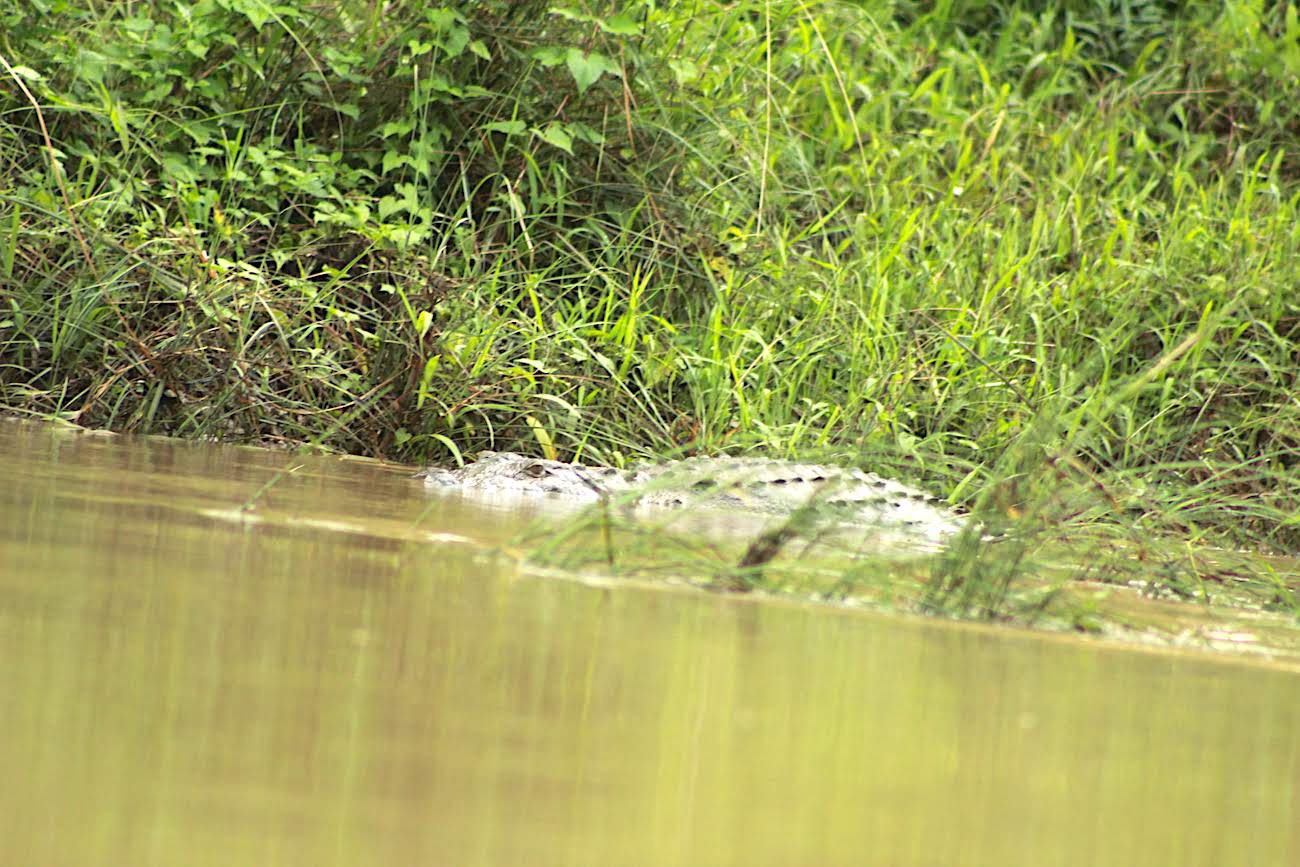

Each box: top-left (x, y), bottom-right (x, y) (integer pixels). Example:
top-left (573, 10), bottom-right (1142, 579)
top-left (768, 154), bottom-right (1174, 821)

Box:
top-left (1, 1), bottom-right (1297, 613)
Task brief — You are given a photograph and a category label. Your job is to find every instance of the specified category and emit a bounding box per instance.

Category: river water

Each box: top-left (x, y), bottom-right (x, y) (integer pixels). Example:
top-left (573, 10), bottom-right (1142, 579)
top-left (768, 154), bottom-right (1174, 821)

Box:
top-left (1, 421), bottom-right (1296, 866)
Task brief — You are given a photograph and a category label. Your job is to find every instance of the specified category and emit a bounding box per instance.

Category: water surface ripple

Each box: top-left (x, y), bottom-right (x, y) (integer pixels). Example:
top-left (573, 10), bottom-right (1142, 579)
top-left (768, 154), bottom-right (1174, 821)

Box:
top-left (1, 422), bottom-right (1296, 866)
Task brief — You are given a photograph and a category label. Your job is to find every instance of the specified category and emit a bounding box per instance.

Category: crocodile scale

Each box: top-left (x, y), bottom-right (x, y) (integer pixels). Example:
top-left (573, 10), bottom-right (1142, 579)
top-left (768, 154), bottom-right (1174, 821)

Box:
top-left (421, 452), bottom-right (967, 544)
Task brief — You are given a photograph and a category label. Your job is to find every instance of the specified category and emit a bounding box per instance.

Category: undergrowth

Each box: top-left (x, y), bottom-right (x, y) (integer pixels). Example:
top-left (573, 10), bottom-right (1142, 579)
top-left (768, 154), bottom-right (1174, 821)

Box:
top-left (2, 1), bottom-right (1298, 614)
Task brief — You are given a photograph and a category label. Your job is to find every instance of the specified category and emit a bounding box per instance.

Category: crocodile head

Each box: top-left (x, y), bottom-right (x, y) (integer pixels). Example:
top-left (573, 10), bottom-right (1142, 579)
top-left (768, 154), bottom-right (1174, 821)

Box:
top-left (426, 451), bottom-right (636, 500)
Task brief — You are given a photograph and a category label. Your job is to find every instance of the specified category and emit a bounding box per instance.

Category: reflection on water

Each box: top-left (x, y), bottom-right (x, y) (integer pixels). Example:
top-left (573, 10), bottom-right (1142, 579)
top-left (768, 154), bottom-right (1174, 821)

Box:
top-left (1, 422), bottom-right (1297, 866)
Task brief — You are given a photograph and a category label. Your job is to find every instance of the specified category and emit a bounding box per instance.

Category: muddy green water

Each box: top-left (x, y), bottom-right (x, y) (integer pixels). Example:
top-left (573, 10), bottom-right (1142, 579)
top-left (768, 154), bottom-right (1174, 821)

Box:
top-left (1, 421), bottom-right (1297, 866)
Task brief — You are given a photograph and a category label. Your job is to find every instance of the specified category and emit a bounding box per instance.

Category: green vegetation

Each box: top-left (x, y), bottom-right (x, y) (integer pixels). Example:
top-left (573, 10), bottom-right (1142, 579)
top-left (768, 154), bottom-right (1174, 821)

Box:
top-left (2, 1), bottom-right (1297, 616)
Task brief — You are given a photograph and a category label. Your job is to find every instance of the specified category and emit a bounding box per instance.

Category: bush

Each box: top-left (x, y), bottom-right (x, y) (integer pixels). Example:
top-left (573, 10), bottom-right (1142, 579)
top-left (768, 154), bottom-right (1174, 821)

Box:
top-left (0, 0), bottom-right (690, 454)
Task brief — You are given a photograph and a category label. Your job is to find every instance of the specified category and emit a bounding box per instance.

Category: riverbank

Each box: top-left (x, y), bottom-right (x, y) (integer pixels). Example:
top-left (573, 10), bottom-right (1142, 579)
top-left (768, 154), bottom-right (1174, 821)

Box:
top-left (5, 415), bottom-right (1298, 663)
top-left (3, 2), bottom-right (1297, 596)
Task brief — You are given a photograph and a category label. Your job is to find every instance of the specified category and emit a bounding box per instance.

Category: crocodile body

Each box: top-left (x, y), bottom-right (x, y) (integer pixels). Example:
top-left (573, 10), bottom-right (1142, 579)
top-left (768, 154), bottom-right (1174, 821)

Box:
top-left (421, 452), bottom-right (966, 544)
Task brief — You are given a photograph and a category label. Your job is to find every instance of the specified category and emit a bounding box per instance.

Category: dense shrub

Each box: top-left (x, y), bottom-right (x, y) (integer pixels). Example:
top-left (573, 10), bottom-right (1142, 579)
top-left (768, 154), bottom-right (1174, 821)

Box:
top-left (0, 0), bottom-right (685, 453)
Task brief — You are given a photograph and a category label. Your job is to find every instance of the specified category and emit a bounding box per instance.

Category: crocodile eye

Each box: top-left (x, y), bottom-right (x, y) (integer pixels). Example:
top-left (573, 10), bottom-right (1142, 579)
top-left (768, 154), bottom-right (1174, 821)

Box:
top-left (523, 463), bottom-right (547, 478)
top-left (691, 479), bottom-right (717, 490)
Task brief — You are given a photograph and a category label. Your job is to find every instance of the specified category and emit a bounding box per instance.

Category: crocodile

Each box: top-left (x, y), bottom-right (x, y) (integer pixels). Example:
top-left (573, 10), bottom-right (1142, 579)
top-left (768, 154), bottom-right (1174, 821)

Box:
top-left (420, 451), bottom-right (968, 545)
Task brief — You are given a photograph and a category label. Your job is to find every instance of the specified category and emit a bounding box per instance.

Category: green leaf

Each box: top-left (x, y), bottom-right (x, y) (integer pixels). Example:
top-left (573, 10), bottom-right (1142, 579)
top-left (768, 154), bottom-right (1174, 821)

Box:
top-left (416, 357), bottom-right (440, 408)
top-left (568, 122), bottom-right (605, 145)
top-left (425, 8), bottom-right (464, 30)
top-left (601, 12), bottom-right (640, 35)
top-left (181, 122), bottom-right (213, 145)
top-left (437, 26), bottom-right (469, 58)
top-left (409, 135), bottom-right (440, 177)
top-left (536, 123), bottom-right (573, 154)
top-left (73, 49), bottom-right (107, 84)
top-left (380, 119), bottom-right (413, 139)
top-left (382, 150), bottom-right (410, 175)
top-left (551, 6), bottom-right (638, 34)
top-left (378, 195), bottom-right (407, 220)
top-left (394, 182), bottom-right (422, 214)
top-left (549, 8), bottom-right (592, 23)
top-left (484, 120), bottom-right (527, 135)
top-left (121, 15), bottom-right (153, 34)
top-left (107, 99), bottom-right (130, 153)
top-left (506, 189), bottom-right (525, 220)
top-left (524, 415), bottom-right (557, 460)
top-left (423, 71), bottom-right (464, 96)
top-left (533, 47), bottom-right (566, 67)
top-left (222, 0), bottom-right (271, 30)
top-left (0, 205), bottom-right (16, 278)
top-left (162, 153), bottom-right (200, 183)
top-left (668, 59), bottom-right (699, 85)
top-left (565, 48), bottom-right (620, 94)
top-left (9, 66), bottom-right (43, 82)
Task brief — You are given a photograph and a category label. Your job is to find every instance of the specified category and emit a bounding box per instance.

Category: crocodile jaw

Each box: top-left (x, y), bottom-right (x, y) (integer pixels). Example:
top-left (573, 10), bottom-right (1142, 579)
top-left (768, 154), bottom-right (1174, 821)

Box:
top-left (423, 452), bottom-right (637, 502)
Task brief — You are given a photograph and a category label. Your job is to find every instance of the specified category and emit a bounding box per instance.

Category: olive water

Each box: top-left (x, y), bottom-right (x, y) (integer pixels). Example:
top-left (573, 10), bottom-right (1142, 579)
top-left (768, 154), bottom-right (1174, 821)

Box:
top-left (1, 421), bottom-right (1296, 866)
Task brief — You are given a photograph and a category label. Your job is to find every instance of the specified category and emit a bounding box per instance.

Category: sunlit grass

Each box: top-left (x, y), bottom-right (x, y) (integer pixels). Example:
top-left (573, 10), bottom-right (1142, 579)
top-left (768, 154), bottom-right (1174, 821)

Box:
top-left (2, 1), bottom-right (1298, 619)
